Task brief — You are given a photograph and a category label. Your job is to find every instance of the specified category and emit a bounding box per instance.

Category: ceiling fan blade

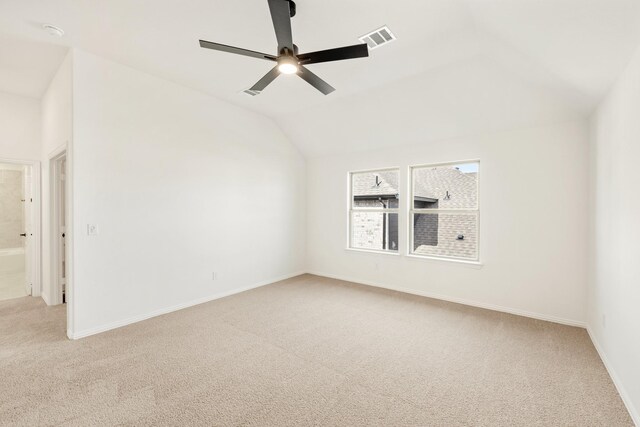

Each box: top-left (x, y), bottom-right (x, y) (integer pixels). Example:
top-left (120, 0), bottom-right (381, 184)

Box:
top-left (199, 40), bottom-right (277, 61)
top-left (250, 66), bottom-right (281, 92)
top-left (298, 43), bottom-right (369, 65)
top-left (267, 0), bottom-right (294, 53)
top-left (298, 66), bottom-right (335, 95)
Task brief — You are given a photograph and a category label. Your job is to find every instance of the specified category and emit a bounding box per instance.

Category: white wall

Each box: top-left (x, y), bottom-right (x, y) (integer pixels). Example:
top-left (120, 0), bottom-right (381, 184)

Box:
top-left (307, 121), bottom-right (589, 325)
top-left (40, 52), bottom-right (73, 305)
top-left (0, 91), bottom-right (41, 161)
top-left (69, 51), bottom-right (306, 337)
top-left (588, 43), bottom-right (640, 424)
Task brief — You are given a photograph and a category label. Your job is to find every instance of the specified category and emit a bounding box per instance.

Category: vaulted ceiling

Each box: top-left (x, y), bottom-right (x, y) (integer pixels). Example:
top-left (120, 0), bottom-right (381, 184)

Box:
top-left (1, 0), bottom-right (640, 156)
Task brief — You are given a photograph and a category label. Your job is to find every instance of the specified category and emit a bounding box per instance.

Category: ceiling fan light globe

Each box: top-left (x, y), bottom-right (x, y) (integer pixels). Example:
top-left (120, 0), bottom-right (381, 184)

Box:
top-left (278, 63), bottom-right (298, 74)
top-left (277, 56), bottom-right (299, 74)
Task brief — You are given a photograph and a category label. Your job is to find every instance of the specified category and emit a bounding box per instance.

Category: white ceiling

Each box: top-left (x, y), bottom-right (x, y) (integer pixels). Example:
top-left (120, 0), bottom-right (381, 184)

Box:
top-left (0, 32), bottom-right (67, 98)
top-left (278, 55), bottom-right (587, 157)
top-left (1, 0), bottom-right (639, 156)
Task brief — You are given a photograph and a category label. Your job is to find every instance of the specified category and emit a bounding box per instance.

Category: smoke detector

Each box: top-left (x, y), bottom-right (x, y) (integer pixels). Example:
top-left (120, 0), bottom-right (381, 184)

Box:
top-left (42, 24), bottom-right (65, 37)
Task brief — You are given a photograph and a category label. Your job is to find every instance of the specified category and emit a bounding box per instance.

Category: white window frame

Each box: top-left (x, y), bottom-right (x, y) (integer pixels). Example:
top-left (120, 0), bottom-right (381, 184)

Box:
top-left (408, 160), bottom-right (480, 263)
top-left (347, 167), bottom-right (400, 255)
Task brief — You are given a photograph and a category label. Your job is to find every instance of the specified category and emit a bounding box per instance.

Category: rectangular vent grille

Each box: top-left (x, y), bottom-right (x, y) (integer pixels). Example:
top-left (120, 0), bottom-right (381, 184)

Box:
top-left (242, 89), bottom-right (261, 96)
top-left (359, 26), bottom-right (395, 49)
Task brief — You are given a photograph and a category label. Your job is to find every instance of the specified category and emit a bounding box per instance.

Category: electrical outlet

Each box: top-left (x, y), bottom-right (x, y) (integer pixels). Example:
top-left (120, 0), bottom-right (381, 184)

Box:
top-left (212, 272), bottom-right (217, 280)
top-left (87, 224), bottom-right (98, 236)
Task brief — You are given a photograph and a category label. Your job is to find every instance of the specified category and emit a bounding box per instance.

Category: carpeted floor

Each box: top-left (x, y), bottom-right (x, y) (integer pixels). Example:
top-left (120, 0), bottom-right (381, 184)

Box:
top-left (0, 274), bottom-right (633, 426)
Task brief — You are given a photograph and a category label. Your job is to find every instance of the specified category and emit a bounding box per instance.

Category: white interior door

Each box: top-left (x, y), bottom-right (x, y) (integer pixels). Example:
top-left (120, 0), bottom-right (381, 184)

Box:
top-left (58, 157), bottom-right (66, 303)
top-left (58, 157), bottom-right (67, 303)
top-left (23, 166), bottom-right (32, 296)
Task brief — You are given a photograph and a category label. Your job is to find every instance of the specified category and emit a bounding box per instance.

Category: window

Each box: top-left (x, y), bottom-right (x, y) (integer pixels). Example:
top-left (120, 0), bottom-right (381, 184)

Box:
top-left (349, 169), bottom-right (399, 253)
top-left (409, 161), bottom-right (479, 261)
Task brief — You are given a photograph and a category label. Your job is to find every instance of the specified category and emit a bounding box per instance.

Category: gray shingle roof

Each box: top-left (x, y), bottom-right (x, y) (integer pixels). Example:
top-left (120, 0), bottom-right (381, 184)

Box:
top-left (352, 170), bottom-right (398, 198)
top-left (413, 167), bottom-right (477, 209)
top-left (414, 213), bottom-right (478, 259)
top-left (352, 166), bottom-right (477, 209)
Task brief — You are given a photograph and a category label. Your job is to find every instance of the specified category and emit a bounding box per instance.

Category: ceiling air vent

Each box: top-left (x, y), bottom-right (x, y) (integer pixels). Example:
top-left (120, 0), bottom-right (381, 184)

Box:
top-left (242, 89), bottom-right (261, 97)
top-left (359, 26), bottom-right (396, 50)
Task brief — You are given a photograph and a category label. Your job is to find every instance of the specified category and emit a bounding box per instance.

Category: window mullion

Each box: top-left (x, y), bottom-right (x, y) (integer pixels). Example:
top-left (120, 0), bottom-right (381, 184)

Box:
top-left (351, 209), bottom-right (399, 213)
top-left (411, 209), bottom-right (478, 214)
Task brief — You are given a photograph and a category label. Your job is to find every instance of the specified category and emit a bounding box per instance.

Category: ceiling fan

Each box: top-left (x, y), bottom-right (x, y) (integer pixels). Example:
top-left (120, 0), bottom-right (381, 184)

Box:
top-left (199, 0), bottom-right (369, 95)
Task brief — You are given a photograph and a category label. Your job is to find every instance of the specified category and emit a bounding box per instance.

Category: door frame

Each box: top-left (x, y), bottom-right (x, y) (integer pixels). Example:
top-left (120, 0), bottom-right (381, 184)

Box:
top-left (49, 147), bottom-right (69, 304)
top-left (0, 157), bottom-right (42, 297)
top-left (49, 143), bottom-right (74, 337)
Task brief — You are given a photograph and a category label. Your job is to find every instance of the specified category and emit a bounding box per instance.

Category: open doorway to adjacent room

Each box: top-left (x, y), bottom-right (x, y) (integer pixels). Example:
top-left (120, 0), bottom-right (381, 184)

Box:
top-left (50, 150), bottom-right (67, 305)
top-left (0, 160), bottom-right (41, 301)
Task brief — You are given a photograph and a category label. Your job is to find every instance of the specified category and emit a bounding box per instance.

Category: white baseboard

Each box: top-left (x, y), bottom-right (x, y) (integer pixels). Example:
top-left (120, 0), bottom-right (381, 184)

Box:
top-left (41, 291), bottom-right (50, 306)
top-left (68, 271), bottom-right (305, 340)
top-left (307, 271), bottom-right (586, 328)
top-left (587, 327), bottom-right (639, 426)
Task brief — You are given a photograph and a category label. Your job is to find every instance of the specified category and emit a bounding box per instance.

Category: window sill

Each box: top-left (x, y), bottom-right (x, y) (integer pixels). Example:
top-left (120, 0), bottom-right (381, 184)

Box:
top-left (405, 254), bottom-right (484, 268)
top-left (345, 247), bottom-right (400, 256)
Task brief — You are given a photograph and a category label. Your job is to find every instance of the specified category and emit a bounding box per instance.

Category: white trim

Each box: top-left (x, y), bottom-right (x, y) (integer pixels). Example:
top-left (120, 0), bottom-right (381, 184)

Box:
top-left (347, 165), bottom-right (401, 175)
top-left (32, 163), bottom-right (42, 297)
top-left (412, 208), bottom-right (481, 214)
top-left (349, 208), bottom-right (399, 213)
top-left (307, 271), bottom-right (586, 328)
top-left (41, 290), bottom-right (51, 306)
top-left (345, 247), bottom-right (400, 256)
top-left (48, 143), bottom-right (68, 160)
top-left (66, 145), bottom-right (75, 339)
top-left (49, 149), bottom-right (66, 306)
top-left (68, 271), bottom-right (306, 339)
top-left (48, 143), bottom-right (75, 337)
top-left (409, 158), bottom-right (481, 169)
top-left (587, 327), bottom-right (640, 426)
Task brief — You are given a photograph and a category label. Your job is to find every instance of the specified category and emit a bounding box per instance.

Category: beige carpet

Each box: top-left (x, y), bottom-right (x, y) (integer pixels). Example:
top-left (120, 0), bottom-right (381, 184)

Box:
top-left (0, 274), bottom-right (633, 426)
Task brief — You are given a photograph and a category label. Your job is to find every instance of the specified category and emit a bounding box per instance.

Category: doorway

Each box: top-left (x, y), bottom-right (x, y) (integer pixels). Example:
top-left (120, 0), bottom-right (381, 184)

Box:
top-left (0, 160), bottom-right (41, 301)
top-left (50, 151), bottom-right (67, 305)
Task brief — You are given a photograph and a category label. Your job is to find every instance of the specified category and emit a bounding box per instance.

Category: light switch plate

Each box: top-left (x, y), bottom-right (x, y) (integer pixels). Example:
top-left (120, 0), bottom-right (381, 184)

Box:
top-left (87, 224), bottom-right (98, 236)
